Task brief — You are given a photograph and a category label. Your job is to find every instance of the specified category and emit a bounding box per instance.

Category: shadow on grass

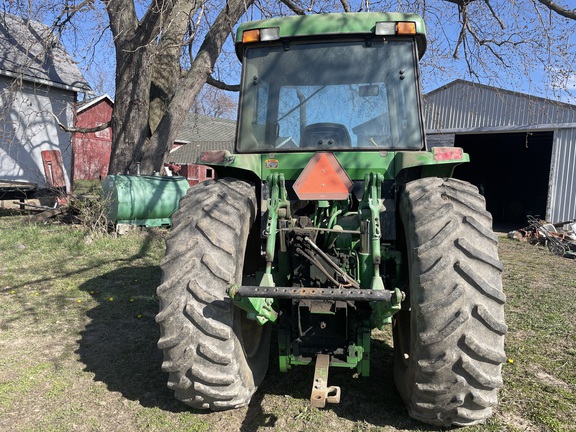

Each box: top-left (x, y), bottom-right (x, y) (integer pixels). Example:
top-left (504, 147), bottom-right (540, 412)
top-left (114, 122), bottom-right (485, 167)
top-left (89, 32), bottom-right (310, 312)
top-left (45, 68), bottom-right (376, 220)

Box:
top-left (77, 276), bottom-right (437, 429)
top-left (76, 269), bottom-right (433, 430)
top-left (240, 332), bottom-right (438, 431)
top-left (74, 237), bottom-right (433, 428)
top-left (75, 263), bottom-right (191, 413)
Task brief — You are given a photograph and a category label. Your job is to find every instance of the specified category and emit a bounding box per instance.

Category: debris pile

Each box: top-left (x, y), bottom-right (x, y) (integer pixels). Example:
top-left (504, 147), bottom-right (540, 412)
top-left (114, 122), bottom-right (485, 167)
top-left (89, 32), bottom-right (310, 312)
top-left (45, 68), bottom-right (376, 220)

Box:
top-left (508, 215), bottom-right (576, 258)
top-left (11, 198), bottom-right (70, 223)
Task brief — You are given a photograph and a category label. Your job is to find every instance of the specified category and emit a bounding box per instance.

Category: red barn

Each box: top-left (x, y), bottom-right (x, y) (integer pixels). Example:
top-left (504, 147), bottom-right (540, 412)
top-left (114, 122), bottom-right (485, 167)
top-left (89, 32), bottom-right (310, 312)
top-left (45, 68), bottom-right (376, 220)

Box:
top-left (72, 94), bottom-right (113, 182)
top-left (72, 101), bottom-right (235, 183)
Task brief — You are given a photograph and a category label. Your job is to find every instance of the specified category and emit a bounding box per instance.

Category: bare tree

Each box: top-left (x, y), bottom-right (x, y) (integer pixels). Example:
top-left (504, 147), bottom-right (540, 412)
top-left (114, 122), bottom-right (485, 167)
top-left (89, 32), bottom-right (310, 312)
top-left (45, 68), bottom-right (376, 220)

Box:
top-left (3, 0), bottom-right (576, 175)
top-left (192, 85), bottom-right (237, 119)
top-left (417, 0), bottom-right (576, 96)
top-left (101, 0), bottom-right (253, 175)
top-left (109, 0), bottom-right (574, 174)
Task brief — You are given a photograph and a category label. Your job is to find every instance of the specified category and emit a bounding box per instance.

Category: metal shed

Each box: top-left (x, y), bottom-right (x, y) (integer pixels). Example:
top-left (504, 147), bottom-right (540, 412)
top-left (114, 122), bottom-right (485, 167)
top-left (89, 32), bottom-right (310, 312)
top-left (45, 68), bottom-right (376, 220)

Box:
top-left (424, 79), bottom-right (576, 225)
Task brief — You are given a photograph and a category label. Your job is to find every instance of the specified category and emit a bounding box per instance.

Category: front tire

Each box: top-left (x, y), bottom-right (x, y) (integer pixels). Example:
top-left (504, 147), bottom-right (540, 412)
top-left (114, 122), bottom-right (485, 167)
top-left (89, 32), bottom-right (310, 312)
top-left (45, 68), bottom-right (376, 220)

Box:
top-left (156, 178), bottom-right (271, 410)
top-left (393, 177), bottom-right (507, 427)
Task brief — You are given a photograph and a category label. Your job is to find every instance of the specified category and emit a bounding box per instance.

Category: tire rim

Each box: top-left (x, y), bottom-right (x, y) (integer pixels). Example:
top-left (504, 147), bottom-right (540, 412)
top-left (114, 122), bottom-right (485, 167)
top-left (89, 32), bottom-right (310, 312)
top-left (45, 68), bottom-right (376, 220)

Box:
top-left (393, 309), bottom-right (411, 366)
top-left (238, 309), bottom-right (263, 358)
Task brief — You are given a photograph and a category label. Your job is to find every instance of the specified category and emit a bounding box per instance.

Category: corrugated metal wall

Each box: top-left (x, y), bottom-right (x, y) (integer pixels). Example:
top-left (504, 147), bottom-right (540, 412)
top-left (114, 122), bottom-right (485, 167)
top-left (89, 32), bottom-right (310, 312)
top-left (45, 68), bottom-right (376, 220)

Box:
top-left (424, 80), bottom-right (576, 223)
top-left (549, 128), bottom-right (576, 222)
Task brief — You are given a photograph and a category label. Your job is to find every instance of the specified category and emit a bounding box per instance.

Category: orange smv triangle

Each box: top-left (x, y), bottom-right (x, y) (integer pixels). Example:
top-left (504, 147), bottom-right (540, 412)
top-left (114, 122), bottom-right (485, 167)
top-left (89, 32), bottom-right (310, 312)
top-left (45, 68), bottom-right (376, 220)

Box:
top-left (293, 153), bottom-right (353, 200)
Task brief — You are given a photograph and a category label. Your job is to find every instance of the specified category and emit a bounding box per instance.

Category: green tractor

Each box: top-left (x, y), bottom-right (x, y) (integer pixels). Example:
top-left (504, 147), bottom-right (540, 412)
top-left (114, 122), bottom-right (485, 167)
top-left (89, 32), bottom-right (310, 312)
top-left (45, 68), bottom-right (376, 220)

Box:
top-left (156, 12), bottom-right (506, 427)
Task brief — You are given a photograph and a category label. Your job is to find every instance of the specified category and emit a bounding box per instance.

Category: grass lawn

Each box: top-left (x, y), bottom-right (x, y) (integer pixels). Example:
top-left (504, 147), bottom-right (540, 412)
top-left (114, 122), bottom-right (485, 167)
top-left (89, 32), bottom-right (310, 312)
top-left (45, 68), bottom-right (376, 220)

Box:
top-left (0, 214), bottom-right (575, 431)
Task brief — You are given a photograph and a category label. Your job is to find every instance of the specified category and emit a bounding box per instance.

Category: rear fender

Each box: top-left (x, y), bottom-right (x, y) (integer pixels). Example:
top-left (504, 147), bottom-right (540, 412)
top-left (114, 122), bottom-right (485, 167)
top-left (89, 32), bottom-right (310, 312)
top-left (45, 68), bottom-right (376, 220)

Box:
top-left (394, 147), bottom-right (469, 178)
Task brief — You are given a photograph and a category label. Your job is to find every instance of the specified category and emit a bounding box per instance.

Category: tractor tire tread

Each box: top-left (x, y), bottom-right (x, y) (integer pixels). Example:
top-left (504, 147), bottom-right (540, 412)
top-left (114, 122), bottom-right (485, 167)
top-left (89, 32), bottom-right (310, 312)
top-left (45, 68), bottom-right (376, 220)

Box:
top-left (156, 179), bottom-right (270, 410)
top-left (394, 177), bottom-right (506, 427)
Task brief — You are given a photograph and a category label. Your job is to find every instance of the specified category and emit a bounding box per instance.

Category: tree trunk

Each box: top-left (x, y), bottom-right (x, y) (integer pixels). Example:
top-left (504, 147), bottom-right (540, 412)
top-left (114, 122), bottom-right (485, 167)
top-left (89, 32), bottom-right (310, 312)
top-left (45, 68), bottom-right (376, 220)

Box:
top-left (105, 0), bottom-right (167, 175)
top-left (149, 2), bottom-right (203, 135)
top-left (108, 47), bottom-right (155, 175)
top-left (106, 0), bottom-right (253, 176)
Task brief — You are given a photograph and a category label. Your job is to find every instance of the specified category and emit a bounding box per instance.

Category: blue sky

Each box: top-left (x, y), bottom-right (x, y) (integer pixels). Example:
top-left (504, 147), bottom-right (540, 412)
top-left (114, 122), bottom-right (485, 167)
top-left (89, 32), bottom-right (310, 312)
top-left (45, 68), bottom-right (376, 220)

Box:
top-left (48, 2), bottom-right (576, 105)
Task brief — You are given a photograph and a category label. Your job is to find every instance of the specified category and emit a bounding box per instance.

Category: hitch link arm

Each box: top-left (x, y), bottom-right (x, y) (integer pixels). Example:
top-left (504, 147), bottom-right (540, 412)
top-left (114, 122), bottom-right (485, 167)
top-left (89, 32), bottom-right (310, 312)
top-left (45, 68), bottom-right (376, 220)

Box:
top-left (227, 174), bottom-right (289, 325)
top-left (359, 173), bottom-right (404, 327)
top-left (261, 173), bottom-right (289, 285)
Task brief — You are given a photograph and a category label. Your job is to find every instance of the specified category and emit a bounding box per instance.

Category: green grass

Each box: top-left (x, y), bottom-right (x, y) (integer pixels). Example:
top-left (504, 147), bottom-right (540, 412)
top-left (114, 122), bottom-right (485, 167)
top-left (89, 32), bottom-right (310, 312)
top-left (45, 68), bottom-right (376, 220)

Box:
top-left (72, 179), bottom-right (103, 196)
top-left (0, 217), bottom-right (575, 431)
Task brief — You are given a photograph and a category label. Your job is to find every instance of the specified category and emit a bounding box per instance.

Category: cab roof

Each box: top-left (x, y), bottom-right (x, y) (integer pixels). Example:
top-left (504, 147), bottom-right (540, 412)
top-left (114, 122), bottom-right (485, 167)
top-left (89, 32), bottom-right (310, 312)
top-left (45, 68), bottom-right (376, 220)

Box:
top-left (235, 12), bottom-right (427, 59)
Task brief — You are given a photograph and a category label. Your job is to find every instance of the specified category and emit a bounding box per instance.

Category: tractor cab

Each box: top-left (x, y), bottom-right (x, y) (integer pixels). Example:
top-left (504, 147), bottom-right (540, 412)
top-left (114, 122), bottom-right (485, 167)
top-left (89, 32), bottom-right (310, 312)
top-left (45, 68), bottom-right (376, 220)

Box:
top-left (234, 13), bottom-right (427, 153)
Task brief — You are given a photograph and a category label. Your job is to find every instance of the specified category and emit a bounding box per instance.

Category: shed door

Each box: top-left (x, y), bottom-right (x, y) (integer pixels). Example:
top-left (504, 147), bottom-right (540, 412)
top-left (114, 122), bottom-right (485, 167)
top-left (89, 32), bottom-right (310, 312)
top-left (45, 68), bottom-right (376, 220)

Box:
top-left (454, 131), bottom-right (553, 226)
top-left (41, 150), bottom-right (67, 188)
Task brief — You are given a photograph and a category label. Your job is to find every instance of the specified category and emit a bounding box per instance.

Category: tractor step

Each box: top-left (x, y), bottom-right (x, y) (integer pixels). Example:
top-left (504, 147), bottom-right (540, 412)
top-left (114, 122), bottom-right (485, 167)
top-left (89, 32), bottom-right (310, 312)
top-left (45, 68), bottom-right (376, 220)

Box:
top-left (310, 354), bottom-right (341, 408)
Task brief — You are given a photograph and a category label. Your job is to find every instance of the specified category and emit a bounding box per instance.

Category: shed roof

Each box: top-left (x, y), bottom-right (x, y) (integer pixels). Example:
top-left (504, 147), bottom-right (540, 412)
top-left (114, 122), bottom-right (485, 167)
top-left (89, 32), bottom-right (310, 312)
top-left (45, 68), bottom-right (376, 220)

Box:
top-left (168, 113), bottom-right (236, 164)
top-left (0, 13), bottom-right (92, 93)
top-left (175, 113), bottom-right (236, 143)
top-left (424, 79), bottom-right (576, 132)
top-left (77, 94), bottom-right (113, 113)
top-left (167, 141), bottom-right (235, 165)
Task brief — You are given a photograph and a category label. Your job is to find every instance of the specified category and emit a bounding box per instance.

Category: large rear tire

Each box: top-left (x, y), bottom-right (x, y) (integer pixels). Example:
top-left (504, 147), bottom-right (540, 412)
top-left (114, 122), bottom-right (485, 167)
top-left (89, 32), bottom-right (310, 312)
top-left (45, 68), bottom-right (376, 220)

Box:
top-left (156, 178), bottom-right (271, 410)
top-left (393, 177), bottom-right (507, 427)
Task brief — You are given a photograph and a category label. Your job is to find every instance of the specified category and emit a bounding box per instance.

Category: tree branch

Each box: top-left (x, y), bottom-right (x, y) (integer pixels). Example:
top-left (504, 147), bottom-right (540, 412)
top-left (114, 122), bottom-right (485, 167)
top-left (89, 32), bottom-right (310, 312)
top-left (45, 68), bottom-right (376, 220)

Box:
top-left (452, 3), bottom-right (469, 58)
top-left (207, 75), bottom-right (240, 92)
top-left (50, 112), bottom-right (111, 134)
top-left (536, 0), bottom-right (576, 20)
top-left (466, 23), bottom-right (509, 66)
top-left (280, 0), bottom-right (306, 15)
top-left (443, 0), bottom-right (479, 5)
top-left (483, 0), bottom-right (505, 29)
top-left (51, 0), bottom-right (95, 37)
top-left (339, 0), bottom-right (351, 13)
top-left (462, 36), bottom-right (479, 80)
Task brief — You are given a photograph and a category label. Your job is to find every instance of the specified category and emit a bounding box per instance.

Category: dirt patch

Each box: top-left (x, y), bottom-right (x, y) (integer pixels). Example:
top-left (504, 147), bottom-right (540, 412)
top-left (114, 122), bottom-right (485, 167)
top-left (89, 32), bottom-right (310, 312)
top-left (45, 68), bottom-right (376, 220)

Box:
top-left (497, 412), bottom-right (543, 432)
top-left (531, 366), bottom-right (572, 389)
